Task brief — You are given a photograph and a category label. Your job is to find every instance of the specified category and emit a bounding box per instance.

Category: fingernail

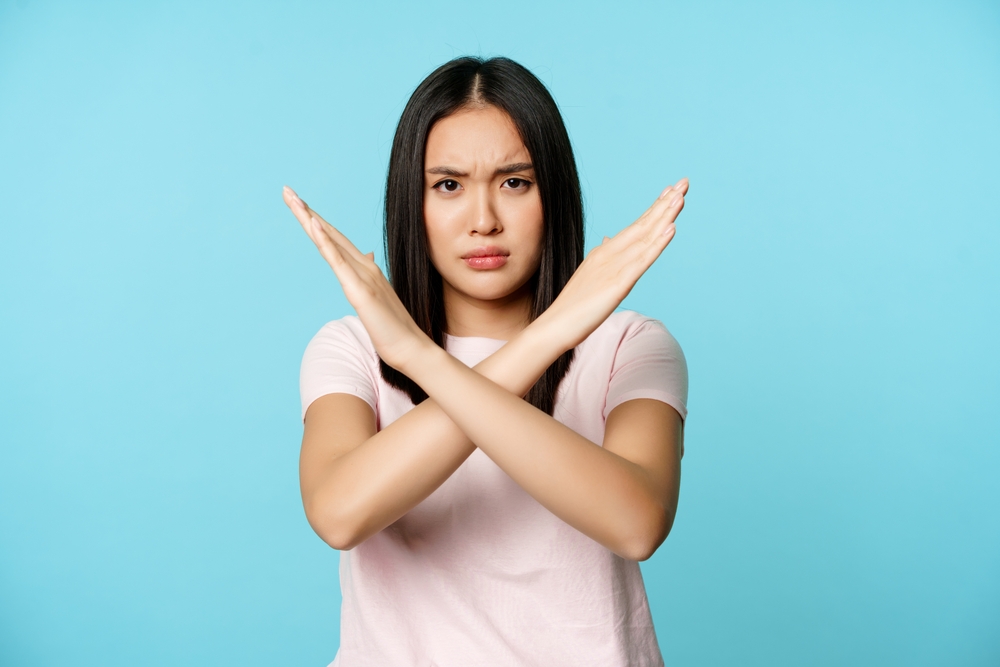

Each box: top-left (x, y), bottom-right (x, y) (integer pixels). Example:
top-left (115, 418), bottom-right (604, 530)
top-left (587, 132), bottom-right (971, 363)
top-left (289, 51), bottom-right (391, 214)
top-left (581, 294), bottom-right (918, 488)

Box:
top-left (662, 223), bottom-right (676, 237)
top-left (310, 216), bottom-right (322, 231)
top-left (659, 185), bottom-right (672, 199)
top-left (285, 186), bottom-right (303, 207)
top-left (669, 193), bottom-right (682, 207)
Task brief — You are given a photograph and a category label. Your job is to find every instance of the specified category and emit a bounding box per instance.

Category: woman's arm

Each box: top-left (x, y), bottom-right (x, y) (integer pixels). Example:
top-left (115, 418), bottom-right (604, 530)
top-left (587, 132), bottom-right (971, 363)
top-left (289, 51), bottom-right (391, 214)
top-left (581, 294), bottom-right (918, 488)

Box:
top-left (287, 179), bottom-right (686, 558)
top-left (299, 319), bottom-right (572, 552)
top-left (400, 324), bottom-right (683, 561)
top-left (289, 183), bottom-right (622, 551)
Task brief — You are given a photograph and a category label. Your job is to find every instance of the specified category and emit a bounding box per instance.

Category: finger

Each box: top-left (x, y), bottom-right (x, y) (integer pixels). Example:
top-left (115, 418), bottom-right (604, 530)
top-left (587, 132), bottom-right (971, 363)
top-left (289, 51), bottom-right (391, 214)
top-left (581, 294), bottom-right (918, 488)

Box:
top-left (283, 186), bottom-right (337, 236)
top-left (629, 214), bottom-right (679, 272)
top-left (314, 217), bottom-right (375, 266)
top-left (283, 185), bottom-right (311, 216)
top-left (647, 189), bottom-right (685, 234)
top-left (651, 184), bottom-right (686, 218)
top-left (614, 196), bottom-right (682, 269)
top-left (284, 186), bottom-right (321, 240)
top-left (282, 185), bottom-right (302, 208)
top-left (645, 196), bottom-right (684, 243)
top-left (648, 178), bottom-right (688, 225)
top-left (282, 187), bottom-right (373, 266)
top-left (307, 218), bottom-right (350, 283)
top-left (311, 217), bottom-right (369, 272)
top-left (602, 236), bottom-right (610, 245)
top-left (612, 189), bottom-right (684, 248)
top-left (644, 222), bottom-right (677, 263)
top-left (598, 177), bottom-right (687, 254)
top-left (366, 251), bottom-right (375, 260)
top-left (623, 179), bottom-right (687, 241)
top-left (309, 217), bottom-right (375, 295)
top-left (657, 177), bottom-right (688, 200)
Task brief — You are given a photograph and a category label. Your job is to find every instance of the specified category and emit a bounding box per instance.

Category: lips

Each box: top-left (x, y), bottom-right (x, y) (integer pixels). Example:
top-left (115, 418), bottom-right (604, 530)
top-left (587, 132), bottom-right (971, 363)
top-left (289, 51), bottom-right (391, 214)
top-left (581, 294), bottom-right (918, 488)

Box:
top-left (462, 246), bottom-right (509, 270)
top-left (462, 246), bottom-right (510, 259)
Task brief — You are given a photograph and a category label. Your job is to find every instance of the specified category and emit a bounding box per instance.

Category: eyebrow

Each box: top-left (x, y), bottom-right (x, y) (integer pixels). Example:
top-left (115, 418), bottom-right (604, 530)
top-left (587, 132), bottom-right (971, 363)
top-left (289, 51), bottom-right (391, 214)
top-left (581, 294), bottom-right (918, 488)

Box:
top-left (426, 162), bottom-right (534, 177)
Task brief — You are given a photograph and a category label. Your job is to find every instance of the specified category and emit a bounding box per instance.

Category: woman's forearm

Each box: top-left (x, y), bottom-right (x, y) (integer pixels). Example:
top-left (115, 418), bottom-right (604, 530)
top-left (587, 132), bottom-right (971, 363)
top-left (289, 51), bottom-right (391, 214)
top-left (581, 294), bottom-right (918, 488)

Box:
top-left (306, 321), bottom-right (564, 550)
top-left (404, 329), bottom-right (668, 561)
top-left (291, 181), bottom-right (686, 552)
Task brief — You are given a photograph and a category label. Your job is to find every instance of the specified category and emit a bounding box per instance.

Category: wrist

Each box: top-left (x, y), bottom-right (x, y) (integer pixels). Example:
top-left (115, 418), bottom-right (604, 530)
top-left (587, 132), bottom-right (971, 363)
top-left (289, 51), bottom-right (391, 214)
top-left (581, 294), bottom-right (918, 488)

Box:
top-left (526, 307), bottom-right (575, 357)
top-left (402, 338), bottom-right (451, 387)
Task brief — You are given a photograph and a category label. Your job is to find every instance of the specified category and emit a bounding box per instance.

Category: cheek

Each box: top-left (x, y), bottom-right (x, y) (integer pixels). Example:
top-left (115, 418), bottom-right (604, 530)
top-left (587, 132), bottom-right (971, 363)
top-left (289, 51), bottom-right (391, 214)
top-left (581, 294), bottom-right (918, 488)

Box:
top-left (422, 199), bottom-right (444, 249)
top-left (423, 199), bottom-right (459, 269)
top-left (521, 198), bottom-right (545, 264)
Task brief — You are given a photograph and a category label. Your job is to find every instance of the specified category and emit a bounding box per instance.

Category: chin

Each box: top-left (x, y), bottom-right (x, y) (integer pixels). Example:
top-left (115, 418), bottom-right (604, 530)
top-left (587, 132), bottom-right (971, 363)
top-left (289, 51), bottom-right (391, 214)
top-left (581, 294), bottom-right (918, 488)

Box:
top-left (448, 274), bottom-right (532, 304)
top-left (464, 285), bottom-right (526, 303)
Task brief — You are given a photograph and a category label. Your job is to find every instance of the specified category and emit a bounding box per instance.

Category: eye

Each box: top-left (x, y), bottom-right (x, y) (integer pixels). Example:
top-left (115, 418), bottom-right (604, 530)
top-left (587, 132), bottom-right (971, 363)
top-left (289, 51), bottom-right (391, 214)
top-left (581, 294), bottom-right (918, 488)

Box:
top-left (503, 178), bottom-right (531, 190)
top-left (433, 179), bottom-right (461, 193)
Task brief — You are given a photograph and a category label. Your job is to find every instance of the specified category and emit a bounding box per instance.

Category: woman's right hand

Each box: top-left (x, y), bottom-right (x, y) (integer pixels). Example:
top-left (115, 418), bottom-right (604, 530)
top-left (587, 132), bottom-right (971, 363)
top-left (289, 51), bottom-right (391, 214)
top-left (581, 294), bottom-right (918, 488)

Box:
top-left (538, 178), bottom-right (688, 351)
top-left (282, 186), bottom-right (434, 372)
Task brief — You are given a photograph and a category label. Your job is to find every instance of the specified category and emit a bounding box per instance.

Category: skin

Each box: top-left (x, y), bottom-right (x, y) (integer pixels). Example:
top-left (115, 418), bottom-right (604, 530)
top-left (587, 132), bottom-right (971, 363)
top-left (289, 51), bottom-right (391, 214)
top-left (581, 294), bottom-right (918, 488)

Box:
top-left (422, 105), bottom-right (543, 338)
top-left (283, 105), bottom-right (688, 561)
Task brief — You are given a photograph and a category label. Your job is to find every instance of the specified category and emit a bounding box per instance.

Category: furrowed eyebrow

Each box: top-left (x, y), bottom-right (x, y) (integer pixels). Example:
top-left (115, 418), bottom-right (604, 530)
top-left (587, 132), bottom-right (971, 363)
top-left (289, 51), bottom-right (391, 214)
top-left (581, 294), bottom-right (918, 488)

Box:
top-left (495, 162), bottom-right (534, 176)
top-left (426, 166), bottom-right (467, 177)
top-left (425, 162), bottom-right (535, 178)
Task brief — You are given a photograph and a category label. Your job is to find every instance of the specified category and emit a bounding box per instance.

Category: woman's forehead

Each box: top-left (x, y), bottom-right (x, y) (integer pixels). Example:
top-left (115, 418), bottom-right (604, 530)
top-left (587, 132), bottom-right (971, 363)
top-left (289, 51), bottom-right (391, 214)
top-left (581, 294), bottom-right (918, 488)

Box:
top-left (425, 106), bottom-right (530, 170)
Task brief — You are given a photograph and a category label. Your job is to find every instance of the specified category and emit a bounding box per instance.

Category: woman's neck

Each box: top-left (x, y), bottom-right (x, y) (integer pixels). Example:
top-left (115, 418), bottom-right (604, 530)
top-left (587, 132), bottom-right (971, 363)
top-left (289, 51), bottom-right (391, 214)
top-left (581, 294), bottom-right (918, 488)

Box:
top-left (442, 284), bottom-right (533, 340)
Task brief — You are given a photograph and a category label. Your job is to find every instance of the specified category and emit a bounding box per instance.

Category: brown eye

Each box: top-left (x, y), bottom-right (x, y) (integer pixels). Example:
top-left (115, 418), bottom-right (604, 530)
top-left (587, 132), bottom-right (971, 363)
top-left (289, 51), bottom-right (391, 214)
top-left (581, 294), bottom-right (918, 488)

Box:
top-left (435, 179), bottom-right (460, 192)
top-left (504, 178), bottom-right (529, 190)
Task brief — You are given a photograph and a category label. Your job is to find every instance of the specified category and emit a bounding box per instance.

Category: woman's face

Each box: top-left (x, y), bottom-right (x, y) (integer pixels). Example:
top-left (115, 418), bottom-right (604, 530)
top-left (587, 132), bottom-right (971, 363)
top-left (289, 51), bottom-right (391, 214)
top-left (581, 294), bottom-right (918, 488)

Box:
top-left (423, 105), bottom-right (544, 315)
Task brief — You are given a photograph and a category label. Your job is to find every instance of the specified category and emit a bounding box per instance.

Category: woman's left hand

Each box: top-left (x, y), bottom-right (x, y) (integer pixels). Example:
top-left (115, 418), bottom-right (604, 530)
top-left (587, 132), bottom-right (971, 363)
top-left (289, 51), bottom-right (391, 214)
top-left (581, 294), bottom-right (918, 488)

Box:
top-left (536, 178), bottom-right (687, 353)
top-left (282, 186), bottom-right (431, 371)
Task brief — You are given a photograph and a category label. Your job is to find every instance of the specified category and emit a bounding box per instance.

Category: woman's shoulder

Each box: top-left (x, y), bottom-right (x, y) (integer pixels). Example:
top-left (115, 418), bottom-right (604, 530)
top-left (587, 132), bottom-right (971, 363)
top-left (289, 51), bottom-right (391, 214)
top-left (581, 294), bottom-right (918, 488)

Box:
top-left (580, 310), bottom-right (689, 422)
top-left (311, 314), bottom-right (373, 345)
top-left (300, 315), bottom-right (381, 422)
top-left (304, 315), bottom-right (379, 364)
top-left (584, 309), bottom-right (682, 353)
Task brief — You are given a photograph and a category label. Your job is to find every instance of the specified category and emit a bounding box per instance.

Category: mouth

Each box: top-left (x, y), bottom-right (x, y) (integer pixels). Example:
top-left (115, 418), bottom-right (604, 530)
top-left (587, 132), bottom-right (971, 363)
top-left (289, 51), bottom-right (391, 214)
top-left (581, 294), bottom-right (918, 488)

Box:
top-left (462, 246), bottom-right (509, 270)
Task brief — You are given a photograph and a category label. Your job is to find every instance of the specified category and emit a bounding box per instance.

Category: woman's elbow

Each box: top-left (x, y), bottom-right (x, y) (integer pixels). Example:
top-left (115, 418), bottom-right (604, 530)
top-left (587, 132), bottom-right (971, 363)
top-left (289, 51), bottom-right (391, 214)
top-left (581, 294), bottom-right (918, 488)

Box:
top-left (304, 496), bottom-right (364, 551)
top-left (621, 501), bottom-right (676, 562)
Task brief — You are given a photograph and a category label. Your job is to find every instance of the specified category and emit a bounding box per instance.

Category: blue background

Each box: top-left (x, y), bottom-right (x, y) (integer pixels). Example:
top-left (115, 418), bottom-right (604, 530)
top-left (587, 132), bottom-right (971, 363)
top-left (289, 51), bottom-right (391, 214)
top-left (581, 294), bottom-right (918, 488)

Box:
top-left (1, 1), bottom-right (998, 665)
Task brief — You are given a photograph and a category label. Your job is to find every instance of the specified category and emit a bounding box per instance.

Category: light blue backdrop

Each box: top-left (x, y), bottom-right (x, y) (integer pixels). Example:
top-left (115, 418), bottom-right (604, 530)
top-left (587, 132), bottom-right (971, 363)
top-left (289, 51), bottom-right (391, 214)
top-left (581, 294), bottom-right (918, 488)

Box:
top-left (1, 1), bottom-right (997, 665)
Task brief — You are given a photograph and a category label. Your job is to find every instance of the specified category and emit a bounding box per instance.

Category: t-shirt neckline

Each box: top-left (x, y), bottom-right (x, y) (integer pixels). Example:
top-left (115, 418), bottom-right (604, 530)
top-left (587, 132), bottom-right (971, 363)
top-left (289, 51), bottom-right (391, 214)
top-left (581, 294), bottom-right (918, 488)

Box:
top-left (443, 332), bottom-right (508, 354)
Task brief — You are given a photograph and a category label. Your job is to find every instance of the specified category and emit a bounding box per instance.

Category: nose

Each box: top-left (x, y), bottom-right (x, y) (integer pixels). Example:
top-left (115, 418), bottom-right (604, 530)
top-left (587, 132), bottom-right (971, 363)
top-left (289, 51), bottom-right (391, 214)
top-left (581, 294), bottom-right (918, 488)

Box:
top-left (469, 187), bottom-right (502, 236)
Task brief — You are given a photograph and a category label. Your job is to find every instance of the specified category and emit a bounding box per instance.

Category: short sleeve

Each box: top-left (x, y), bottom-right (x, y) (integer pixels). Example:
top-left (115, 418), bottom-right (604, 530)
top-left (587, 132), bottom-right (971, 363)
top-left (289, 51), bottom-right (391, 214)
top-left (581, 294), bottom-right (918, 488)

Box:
top-left (603, 317), bottom-right (688, 422)
top-left (299, 317), bottom-right (379, 422)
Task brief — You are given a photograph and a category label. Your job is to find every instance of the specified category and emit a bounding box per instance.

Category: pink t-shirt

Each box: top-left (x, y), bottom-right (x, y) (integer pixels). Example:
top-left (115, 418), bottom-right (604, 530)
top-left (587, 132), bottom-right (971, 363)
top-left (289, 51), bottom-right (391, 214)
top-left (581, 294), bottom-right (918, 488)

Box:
top-left (300, 309), bottom-right (688, 667)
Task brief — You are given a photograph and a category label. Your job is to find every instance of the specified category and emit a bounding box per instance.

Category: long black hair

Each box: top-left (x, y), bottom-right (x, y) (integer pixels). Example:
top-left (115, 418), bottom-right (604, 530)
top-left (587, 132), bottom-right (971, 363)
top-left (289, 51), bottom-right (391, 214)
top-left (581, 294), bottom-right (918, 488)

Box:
top-left (380, 56), bottom-right (584, 415)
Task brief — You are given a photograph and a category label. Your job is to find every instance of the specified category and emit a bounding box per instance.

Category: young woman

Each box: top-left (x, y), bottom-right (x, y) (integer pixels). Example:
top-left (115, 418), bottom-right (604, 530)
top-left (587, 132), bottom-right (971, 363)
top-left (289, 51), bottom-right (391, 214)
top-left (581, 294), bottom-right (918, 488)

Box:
top-left (284, 56), bottom-right (688, 666)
